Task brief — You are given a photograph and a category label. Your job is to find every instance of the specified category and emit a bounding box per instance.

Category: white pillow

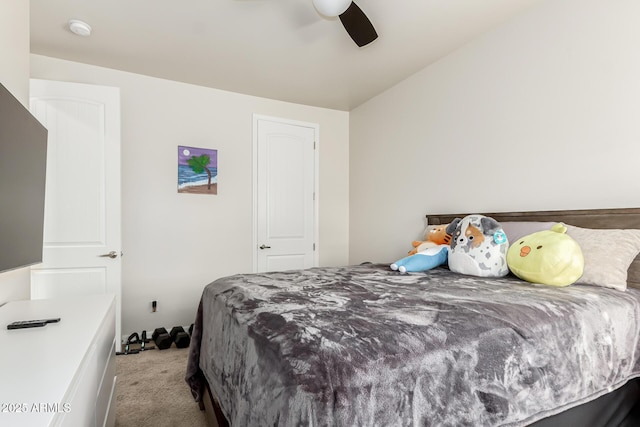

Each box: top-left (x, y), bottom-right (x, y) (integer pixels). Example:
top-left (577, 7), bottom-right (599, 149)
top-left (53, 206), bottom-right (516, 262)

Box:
top-left (565, 225), bottom-right (640, 291)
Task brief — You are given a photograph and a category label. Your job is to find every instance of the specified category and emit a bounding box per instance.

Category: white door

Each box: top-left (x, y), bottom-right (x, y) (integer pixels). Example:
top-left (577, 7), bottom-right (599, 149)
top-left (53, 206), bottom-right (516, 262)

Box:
top-left (29, 79), bottom-right (122, 343)
top-left (254, 115), bottom-right (318, 272)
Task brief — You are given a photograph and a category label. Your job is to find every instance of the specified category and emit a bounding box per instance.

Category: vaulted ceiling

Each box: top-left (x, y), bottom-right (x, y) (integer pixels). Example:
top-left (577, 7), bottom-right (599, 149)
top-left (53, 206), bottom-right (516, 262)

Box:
top-left (30, 0), bottom-right (546, 111)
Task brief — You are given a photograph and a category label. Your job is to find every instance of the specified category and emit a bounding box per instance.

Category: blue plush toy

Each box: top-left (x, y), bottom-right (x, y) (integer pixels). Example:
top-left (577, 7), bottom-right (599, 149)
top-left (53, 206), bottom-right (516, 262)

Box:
top-left (390, 245), bottom-right (449, 274)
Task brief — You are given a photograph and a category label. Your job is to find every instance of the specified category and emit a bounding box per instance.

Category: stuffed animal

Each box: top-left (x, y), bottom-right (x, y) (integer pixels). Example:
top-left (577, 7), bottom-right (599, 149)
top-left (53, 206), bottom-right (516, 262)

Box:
top-left (447, 214), bottom-right (509, 277)
top-left (507, 223), bottom-right (584, 287)
top-left (390, 219), bottom-right (460, 273)
top-left (408, 224), bottom-right (453, 255)
top-left (391, 245), bottom-right (449, 274)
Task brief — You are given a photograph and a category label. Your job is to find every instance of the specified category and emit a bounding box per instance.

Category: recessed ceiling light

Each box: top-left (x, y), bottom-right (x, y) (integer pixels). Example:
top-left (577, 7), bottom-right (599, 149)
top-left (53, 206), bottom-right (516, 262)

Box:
top-left (69, 20), bottom-right (92, 37)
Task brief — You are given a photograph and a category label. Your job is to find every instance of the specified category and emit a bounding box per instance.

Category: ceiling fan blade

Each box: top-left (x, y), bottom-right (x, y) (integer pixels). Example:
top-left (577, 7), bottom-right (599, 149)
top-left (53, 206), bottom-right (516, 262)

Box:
top-left (338, 2), bottom-right (377, 47)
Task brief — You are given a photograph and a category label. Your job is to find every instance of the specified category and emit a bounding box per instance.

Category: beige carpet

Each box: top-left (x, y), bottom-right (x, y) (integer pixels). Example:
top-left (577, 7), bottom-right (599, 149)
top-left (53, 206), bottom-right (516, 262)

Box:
top-left (115, 345), bottom-right (208, 427)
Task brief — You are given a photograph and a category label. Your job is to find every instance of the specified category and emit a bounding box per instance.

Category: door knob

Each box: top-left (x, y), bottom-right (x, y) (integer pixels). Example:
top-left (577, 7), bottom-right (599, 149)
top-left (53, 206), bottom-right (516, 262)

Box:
top-left (259, 245), bottom-right (271, 250)
top-left (98, 251), bottom-right (118, 259)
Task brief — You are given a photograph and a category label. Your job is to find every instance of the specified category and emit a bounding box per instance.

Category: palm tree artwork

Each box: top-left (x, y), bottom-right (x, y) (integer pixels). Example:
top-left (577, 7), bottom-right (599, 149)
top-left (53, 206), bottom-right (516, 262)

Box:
top-left (187, 154), bottom-right (213, 190)
top-left (178, 145), bottom-right (218, 195)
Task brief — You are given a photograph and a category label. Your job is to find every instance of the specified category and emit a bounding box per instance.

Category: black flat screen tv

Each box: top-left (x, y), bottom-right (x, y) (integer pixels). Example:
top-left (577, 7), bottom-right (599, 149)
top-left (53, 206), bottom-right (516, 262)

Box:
top-left (0, 82), bottom-right (48, 273)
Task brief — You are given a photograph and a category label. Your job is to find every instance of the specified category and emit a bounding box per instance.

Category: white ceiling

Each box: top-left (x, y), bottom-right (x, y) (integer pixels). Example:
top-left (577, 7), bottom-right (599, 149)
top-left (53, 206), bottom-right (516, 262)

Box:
top-left (29, 0), bottom-right (546, 111)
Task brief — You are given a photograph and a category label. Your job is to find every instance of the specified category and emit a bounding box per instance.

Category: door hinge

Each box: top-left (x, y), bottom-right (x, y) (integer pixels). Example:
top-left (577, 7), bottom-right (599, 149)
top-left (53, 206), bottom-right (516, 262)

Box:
top-left (313, 192), bottom-right (315, 201)
top-left (313, 243), bottom-right (316, 251)
top-left (314, 141), bottom-right (316, 150)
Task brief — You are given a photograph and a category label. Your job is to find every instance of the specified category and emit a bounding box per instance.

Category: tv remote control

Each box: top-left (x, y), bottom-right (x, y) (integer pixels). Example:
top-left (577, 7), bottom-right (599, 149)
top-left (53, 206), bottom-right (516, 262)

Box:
top-left (7, 318), bottom-right (61, 330)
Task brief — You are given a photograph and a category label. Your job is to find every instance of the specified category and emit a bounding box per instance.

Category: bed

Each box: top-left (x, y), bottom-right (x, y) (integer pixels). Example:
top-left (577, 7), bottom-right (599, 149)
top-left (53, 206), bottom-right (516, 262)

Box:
top-left (186, 207), bottom-right (640, 426)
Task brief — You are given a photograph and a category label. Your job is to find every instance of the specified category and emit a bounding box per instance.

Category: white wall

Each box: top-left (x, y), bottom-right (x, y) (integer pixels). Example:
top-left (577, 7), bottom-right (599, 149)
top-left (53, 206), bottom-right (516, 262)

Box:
top-left (0, 0), bottom-right (32, 304)
top-left (30, 55), bottom-right (349, 336)
top-left (350, 0), bottom-right (640, 265)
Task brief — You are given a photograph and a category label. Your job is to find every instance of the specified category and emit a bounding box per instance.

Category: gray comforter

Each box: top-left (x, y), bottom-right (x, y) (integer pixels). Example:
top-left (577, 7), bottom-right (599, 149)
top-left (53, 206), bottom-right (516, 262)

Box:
top-left (186, 263), bottom-right (640, 426)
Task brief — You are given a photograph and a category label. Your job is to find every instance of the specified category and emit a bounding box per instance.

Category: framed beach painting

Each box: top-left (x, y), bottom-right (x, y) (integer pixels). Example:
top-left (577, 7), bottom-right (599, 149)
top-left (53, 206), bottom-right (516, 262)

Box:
top-left (178, 146), bottom-right (218, 195)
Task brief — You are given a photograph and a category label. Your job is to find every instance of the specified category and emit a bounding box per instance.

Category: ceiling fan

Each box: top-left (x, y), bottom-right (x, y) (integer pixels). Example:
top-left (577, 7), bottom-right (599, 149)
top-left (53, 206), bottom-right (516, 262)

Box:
top-left (312, 0), bottom-right (378, 47)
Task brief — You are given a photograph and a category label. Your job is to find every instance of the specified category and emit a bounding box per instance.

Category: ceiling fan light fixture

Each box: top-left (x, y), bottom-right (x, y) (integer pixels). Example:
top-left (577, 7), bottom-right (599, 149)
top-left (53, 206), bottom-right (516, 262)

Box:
top-left (312, 0), bottom-right (352, 17)
top-left (68, 19), bottom-right (92, 37)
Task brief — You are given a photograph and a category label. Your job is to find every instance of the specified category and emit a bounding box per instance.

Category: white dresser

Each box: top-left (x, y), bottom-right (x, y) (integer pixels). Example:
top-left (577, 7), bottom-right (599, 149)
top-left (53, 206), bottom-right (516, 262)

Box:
top-left (0, 294), bottom-right (116, 427)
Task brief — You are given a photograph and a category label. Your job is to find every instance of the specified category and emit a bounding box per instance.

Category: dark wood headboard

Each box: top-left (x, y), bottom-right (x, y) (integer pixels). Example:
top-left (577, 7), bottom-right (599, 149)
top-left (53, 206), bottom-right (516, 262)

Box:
top-left (426, 208), bottom-right (640, 290)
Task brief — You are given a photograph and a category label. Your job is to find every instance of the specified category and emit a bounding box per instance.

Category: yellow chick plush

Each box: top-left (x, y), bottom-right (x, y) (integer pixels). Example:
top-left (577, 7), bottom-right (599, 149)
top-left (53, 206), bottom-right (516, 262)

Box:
top-left (507, 223), bottom-right (584, 287)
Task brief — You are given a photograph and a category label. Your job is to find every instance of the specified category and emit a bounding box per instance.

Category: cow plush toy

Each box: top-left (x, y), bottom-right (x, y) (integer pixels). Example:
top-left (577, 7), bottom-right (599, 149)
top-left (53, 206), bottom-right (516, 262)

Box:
top-left (446, 214), bottom-right (509, 277)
